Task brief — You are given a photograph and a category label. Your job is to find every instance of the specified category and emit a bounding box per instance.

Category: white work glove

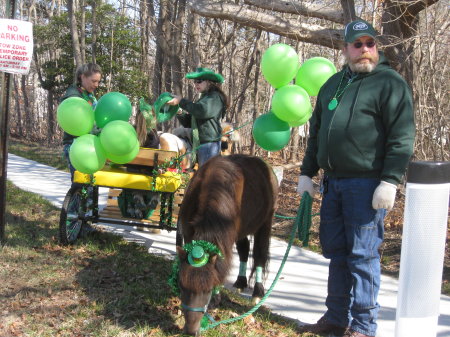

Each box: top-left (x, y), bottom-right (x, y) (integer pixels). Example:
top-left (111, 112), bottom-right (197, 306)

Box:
top-left (372, 181), bottom-right (397, 210)
top-left (296, 175), bottom-right (315, 198)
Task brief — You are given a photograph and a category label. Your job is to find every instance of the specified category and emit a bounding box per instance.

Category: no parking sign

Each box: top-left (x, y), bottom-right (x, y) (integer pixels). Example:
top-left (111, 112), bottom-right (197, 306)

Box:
top-left (0, 19), bottom-right (33, 75)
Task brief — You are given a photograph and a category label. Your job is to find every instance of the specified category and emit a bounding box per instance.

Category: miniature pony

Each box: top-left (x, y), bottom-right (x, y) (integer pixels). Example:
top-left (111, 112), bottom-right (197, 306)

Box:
top-left (176, 154), bottom-right (278, 336)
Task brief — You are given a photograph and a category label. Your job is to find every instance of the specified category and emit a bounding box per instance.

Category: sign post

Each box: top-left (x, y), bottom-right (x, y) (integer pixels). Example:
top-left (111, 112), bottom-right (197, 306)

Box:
top-left (0, 0), bottom-right (29, 245)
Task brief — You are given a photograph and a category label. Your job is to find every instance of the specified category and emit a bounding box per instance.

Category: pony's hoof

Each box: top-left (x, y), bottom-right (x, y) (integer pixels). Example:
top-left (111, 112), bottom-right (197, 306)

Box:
top-left (233, 276), bottom-right (248, 291)
top-left (251, 297), bottom-right (261, 305)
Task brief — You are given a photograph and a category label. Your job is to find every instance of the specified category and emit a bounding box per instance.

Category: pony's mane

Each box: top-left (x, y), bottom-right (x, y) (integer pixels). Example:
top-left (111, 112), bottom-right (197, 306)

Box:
top-left (189, 158), bottom-right (241, 250)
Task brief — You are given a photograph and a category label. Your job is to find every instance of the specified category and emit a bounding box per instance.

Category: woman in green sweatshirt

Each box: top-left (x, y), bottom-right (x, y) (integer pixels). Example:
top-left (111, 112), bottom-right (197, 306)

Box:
top-left (61, 63), bottom-right (102, 181)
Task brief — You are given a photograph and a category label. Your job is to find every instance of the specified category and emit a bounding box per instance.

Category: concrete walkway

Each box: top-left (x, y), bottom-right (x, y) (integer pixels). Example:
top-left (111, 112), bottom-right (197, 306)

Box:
top-left (6, 153), bottom-right (450, 336)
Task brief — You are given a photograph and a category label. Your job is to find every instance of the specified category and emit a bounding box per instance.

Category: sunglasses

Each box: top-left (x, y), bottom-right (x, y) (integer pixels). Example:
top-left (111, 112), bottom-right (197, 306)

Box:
top-left (353, 40), bottom-right (376, 49)
top-left (194, 79), bottom-right (205, 84)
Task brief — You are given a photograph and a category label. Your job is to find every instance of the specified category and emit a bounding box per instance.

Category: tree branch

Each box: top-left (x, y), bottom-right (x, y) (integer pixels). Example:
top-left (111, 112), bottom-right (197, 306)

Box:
top-left (244, 0), bottom-right (344, 24)
top-left (404, 0), bottom-right (440, 16)
top-left (188, 0), bottom-right (343, 49)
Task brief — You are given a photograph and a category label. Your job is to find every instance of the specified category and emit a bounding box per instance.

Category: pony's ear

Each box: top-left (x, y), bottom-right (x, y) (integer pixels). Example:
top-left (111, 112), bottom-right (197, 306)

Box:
top-left (209, 254), bottom-right (218, 265)
top-left (176, 246), bottom-right (187, 261)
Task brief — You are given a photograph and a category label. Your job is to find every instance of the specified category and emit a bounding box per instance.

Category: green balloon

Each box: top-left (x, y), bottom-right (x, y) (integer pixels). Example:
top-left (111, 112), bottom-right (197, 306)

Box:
top-left (95, 92), bottom-right (132, 128)
top-left (69, 134), bottom-right (106, 174)
top-left (288, 108), bottom-right (312, 127)
top-left (261, 43), bottom-right (299, 89)
top-left (272, 85), bottom-right (312, 123)
top-left (57, 97), bottom-right (94, 136)
top-left (107, 140), bottom-right (139, 164)
top-left (252, 112), bottom-right (291, 152)
top-left (99, 120), bottom-right (138, 156)
top-left (296, 57), bottom-right (337, 96)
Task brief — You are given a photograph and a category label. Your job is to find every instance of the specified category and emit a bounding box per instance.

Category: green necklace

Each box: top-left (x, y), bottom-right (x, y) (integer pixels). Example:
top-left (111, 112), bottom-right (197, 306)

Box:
top-left (328, 71), bottom-right (355, 110)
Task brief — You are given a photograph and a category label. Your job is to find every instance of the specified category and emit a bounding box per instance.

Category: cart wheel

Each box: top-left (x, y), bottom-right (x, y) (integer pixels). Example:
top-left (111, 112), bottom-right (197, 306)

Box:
top-left (59, 186), bottom-right (86, 245)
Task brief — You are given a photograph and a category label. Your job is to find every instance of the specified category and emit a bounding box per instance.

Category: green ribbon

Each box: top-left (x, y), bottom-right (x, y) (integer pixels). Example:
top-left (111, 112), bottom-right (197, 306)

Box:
top-left (191, 116), bottom-right (200, 167)
top-left (80, 89), bottom-right (97, 108)
top-left (139, 97), bottom-right (156, 131)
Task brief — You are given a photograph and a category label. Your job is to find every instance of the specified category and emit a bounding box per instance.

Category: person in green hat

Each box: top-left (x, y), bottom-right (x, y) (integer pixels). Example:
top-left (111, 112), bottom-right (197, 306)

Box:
top-left (166, 67), bottom-right (229, 167)
top-left (296, 20), bottom-right (415, 337)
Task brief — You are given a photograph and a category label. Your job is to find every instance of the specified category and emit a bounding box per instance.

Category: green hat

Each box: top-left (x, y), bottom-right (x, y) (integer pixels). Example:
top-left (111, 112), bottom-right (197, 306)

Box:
top-left (187, 246), bottom-right (209, 268)
top-left (186, 67), bottom-right (224, 83)
top-left (344, 20), bottom-right (377, 43)
top-left (153, 92), bottom-right (179, 123)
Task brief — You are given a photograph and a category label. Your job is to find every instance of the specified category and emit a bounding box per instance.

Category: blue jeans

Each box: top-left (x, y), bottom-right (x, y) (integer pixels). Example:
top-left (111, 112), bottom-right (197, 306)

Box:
top-left (197, 141), bottom-right (221, 167)
top-left (63, 143), bottom-right (75, 182)
top-left (320, 177), bottom-right (386, 337)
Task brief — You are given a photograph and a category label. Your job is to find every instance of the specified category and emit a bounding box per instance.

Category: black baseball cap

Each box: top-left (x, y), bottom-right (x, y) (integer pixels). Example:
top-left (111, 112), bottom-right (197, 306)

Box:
top-left (344, 20), bottom-right (377, 43)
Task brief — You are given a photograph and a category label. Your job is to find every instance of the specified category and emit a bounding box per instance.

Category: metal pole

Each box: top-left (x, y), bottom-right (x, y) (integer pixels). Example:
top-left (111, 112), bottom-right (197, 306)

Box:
top-left (395, 161), bottom-right (450, 337)
top-left (0, 0), bottom-right (17, 246)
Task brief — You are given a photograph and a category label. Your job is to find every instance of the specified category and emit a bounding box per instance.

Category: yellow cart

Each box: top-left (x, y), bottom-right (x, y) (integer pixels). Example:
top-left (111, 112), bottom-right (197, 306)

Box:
top-left (58, 148), bottom-right (186, 246)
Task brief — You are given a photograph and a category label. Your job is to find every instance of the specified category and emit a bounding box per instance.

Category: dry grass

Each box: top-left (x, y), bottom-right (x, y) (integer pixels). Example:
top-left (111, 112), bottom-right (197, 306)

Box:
top-left (1, 181), bottom-right (311, 337)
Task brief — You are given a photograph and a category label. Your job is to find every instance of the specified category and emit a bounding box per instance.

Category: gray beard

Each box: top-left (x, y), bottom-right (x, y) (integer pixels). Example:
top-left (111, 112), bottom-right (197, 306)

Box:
top-left (349, 61), bottom-right (376, 73)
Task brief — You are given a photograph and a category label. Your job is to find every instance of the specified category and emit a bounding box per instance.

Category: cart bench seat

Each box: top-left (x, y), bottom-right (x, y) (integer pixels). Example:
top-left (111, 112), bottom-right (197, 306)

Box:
top-left (73, 167), bottom-right (182, 192)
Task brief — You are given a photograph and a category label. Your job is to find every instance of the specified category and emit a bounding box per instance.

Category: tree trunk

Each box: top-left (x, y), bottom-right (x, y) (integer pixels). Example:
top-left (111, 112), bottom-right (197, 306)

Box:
top-left (152, 0), bottom-right (171, 100)
top-left (80, 0), bottom-right (86, 64)
top-left (234, 30), bottom-right (261, 124)
top-left (185, 12), bottom-right (200, 99)
top-left (46, 89), bottom-right (55, 144)
top-left (381, 1), bottom-right (417, 85)
top-left (140, 0), bottom-right (150, 95)
top-left (170, 0), bottom-right (186, 96)
top-left (91, 0), bottom-right (98, 63)
top-left (13, 77), bottom-right (23, 137)
top-left (21, 75), bottom-right (32, 138)
top-left (68, 0), bottom-right (82, 70)
top-left (339, 0), bottom-right (356, 23)
top-left (249, 46), bottom-right (262, 156)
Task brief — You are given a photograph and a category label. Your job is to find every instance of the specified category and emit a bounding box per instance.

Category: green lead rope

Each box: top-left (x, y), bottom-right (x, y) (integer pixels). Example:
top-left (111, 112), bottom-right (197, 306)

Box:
top-left (296, 192), bottom-right (313, 247)
top-left (200, 192), bottom-right (313, 331)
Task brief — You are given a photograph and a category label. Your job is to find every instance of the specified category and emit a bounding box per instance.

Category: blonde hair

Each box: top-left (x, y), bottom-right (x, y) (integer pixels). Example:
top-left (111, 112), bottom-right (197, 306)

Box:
top-left (135, 112), bottom-right (148, 146)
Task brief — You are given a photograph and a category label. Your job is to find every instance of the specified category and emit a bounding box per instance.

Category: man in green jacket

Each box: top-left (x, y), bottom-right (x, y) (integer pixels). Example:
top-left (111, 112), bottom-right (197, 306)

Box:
top-left (297, 20), bottom-right (415, 337)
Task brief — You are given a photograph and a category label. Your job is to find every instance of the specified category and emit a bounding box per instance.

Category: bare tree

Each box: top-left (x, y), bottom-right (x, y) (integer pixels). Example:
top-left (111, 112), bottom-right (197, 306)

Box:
top-left (8, 0), bottom-right (447, 163)
top-left (169, 0), bottom-right (187, 96)
top-left (68, 0), bottom-right (83, 69)
top-left (139, 0), bottom-right (156, 96)
top-left (188, 0), bottom-right (441, 84)
top-left (152, 0), bottom-right (171, 99)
